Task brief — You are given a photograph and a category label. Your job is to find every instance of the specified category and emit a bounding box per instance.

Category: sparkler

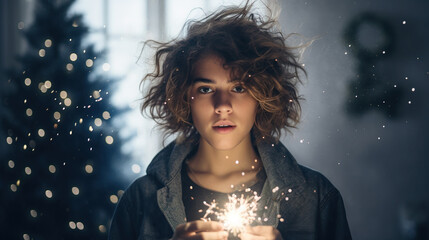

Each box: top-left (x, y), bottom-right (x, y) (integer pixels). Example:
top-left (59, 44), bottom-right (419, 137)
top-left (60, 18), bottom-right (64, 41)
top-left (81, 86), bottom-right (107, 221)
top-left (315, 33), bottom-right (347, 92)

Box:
top-left (202, 192), bottom-right (261, 236)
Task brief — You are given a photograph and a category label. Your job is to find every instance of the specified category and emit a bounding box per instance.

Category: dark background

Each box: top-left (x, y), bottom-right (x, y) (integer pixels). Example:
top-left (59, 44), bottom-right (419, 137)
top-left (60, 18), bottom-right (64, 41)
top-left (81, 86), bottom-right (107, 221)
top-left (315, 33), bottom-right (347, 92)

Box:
top-left (1, 0), bottom-right (429, 239)
top-left (279, 0), bottom-right (429, 239)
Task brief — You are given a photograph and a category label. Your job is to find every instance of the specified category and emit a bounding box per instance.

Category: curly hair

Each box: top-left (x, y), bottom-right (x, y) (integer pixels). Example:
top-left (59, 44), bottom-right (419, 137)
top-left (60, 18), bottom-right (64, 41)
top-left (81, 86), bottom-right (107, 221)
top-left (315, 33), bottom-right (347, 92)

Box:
top-left (141, 1), bottom-right (306, 144)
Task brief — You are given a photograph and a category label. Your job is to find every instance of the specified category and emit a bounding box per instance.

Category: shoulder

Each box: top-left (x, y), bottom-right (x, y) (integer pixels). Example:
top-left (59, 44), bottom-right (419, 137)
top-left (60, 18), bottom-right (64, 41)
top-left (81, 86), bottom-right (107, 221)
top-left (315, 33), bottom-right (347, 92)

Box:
top-left (120, 174), bottom-right (160, 207)
top-left (298, 165), bottom-right (341, 204)
top-left (299, 166), bottom-right (337, 192)
top-left (295, 167), bottom-right (352, 239)
top-left (109, 174), bottom-right (169, 240)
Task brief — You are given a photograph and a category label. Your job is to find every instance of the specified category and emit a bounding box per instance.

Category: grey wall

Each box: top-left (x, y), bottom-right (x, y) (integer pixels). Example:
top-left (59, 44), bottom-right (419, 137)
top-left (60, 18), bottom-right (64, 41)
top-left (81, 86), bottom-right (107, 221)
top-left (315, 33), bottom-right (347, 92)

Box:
top-left (278, 0), bottom-right (429, 239)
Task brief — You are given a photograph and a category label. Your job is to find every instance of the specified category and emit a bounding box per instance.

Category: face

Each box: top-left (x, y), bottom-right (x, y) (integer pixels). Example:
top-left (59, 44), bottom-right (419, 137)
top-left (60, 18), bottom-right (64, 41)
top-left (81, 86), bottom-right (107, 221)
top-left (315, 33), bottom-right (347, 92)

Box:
top-left (189, 53), bottom-right (258, 150)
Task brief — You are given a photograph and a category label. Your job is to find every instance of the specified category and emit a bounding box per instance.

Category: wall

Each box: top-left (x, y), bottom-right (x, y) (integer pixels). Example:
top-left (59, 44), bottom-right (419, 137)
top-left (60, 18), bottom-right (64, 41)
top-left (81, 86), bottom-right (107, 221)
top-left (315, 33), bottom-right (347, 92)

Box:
top-left (279, 0), bottom-right (429, 239)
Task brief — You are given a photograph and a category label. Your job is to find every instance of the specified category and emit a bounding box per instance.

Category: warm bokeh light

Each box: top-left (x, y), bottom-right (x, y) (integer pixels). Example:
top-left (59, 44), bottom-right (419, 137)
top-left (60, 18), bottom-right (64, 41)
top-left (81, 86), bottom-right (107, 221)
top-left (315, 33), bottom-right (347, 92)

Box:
top-left (64, 98), bottom-right (72, 106)
top-left (92, 90), bottom-right (101, 99)
top-left (44, 39), bottom-right (52, 47)
top-left (38, 129), bottom-right (45, 137)
top-left (69, 221), bottom-right (76, 229)
top-left (60, 90), bottom-right (68, 99)
top-left (49, 165), bottom-right (56, 173)
top-left (45, 190), bottom-right (53, 198)
top-left (26, 108), bottom-right (33, 116)
top-left (44, 80), bottom-right (52, 89)
top-left (24, 78), bottom-right (31, 86)
top-left (66, 63), bottom-right (74, 71)
top-left (85, 164), bottom-right (93, 174)
top-left (102, 111), bottom-right (111, 120)
top-left (99, 225), bottom-right (107, 233)
top-left (70, 53), bottom-right (78, 61)
top-left (105, 136), bottom-right (114, 144)
top-left (39, 49), bottom-right (46, 57)
top-left (76, 222), bottom-right (84, 230)
top-left (8, 160), bottom-right (15, 168)
top-left (72, 187), bottom-right (80, 195)
top-left (85, 59), bottom-right (94, 67)
top-left (110, 194), bottom-right (119, 204)
top-left (25, 167), bottom-right (32, 175)
top-left (53, 112), bottom-right (61, 120)
top-left (94, 118), bottom-right (102, 127)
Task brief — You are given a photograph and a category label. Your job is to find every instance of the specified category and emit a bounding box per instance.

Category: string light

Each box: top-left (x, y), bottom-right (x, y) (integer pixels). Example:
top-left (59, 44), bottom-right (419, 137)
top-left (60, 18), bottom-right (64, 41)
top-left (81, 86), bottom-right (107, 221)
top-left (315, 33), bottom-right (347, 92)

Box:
top-left (30, 210), bottom-right (38, 218)
top-left (44, 39), bottom-right (52, 47)
top-left (76, 222), bottom-right (84, 230)
top-left (110, 195), bottom-right (118, 204)
top-left (39, 82), bottom-right (48, 93)
top-left (70, 53), bottom-right (78, 61)
top-left (25, 167), bottom-right (32, 175)
top-left (86, 59), bottom-right (94, 67)
top-left (60, 91), bottom-right (68, 99)
top-left (66, 63), bottom-right (73, 71)
top-left (85, 164), bottom-right (93, 174)
top-left (102, 111), bottom-right (111, 120)
top-left (45, 190), bottom-right (53, 198)
top-left (24, 78), bottom-right (31, 86)
top-left (26, 108), bottom-right (33, 116)
top-left (64, 98), bottom-right (72, 107)
top-left (105, 136), bottom-right (114, 144)
top-left (98, 225), bottom-right (107, 233)
top-left (37, 129), bottom-right (45, 137)
top-left (94, 118), bottom-right (102, 127)
top-left (53, 111), bottom-right (61, 120)
top-left (69, 221), bottom-right (76, 229)
top-left (8, 160), bottom-right (15, 168)
top-left (92, 90), bottom-right (101, 99)
top-left (10, 184), bottom-right (18, 192)
top-left (72, 187), bottom-right (80, 195)
top-left (39, 49), bottom-right (46, 57)
top-left (44, 80), bottom-right (52, 89)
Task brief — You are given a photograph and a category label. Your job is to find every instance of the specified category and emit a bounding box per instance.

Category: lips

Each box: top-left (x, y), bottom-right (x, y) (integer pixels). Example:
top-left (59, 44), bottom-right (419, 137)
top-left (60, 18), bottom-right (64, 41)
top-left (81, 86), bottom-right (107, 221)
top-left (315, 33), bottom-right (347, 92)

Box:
top-left (213, 120), bottom-right (236, 133)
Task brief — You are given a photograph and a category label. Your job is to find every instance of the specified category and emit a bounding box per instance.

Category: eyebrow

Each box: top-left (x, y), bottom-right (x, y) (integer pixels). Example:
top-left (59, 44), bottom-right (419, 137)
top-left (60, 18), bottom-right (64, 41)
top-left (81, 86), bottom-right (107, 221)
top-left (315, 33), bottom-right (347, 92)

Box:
top-left (193, 78), bottom-right (214, 84)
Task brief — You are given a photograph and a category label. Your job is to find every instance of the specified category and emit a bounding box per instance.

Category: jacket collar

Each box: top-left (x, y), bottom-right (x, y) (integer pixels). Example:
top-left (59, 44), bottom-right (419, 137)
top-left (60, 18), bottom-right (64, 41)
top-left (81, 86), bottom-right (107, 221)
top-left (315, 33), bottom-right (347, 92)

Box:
top-left (146, 139), bottom-right (306, 229)
top-left (146, 139), bottom-right (306, 194)
top-left (256, 141), bottom-right (306, 201)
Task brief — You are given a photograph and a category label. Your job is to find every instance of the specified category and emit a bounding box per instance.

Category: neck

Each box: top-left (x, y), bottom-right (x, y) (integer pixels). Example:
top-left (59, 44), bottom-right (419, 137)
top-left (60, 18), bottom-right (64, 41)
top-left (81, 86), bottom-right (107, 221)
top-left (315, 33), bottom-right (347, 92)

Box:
top-left (188, 136), bottom-right (260, 177)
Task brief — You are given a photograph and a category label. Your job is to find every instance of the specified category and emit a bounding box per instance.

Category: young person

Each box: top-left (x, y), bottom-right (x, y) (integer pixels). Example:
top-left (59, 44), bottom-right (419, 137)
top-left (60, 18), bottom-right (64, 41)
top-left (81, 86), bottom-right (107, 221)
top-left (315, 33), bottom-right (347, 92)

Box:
top-left (109, 2), bottom-right (351, 240)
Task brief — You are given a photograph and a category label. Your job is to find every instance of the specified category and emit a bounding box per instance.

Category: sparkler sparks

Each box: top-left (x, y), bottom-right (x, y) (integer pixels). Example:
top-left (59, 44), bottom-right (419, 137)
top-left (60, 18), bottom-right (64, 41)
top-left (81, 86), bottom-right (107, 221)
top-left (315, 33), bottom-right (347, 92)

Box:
top-left (203, 192), bottom-right (261, 236)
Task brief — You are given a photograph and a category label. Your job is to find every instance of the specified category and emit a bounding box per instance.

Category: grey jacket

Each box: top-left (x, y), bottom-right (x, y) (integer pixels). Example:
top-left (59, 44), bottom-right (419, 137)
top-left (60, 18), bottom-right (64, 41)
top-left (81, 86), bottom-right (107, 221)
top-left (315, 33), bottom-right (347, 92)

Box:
top-left (109, 140), bottom-right (352, 239)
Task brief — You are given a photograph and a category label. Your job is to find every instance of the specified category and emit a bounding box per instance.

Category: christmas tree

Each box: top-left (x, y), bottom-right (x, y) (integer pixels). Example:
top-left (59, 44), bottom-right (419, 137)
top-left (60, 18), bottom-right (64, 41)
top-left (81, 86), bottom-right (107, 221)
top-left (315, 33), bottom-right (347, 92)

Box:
top-left (1, 0), bottom-right (128, 239)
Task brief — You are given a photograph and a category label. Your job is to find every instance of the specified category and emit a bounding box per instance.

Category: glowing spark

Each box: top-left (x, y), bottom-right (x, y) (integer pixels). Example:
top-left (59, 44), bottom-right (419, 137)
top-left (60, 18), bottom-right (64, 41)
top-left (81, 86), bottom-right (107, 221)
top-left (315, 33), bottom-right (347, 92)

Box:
top-left (203, 193), bottom-right (261, 236)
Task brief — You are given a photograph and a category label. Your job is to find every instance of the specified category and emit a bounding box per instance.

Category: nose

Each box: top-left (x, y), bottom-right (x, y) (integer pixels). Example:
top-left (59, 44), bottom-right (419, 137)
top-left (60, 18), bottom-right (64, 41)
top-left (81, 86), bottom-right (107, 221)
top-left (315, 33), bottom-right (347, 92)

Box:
top-left (214, 91), bottom-right (232, 114)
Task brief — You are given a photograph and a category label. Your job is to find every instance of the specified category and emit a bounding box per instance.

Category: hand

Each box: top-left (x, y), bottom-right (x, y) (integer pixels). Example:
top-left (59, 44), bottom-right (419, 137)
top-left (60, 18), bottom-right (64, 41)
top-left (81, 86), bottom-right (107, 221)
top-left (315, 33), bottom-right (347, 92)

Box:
top-left (239, 226), bottom-right (283, 240)
top-left (171, 220), bottom-right (228, 240)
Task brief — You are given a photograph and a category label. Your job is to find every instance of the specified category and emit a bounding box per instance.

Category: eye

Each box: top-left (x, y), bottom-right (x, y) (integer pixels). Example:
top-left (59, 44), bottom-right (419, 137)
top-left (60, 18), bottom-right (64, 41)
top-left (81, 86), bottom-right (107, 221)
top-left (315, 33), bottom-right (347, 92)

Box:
top-left (232, 85), bottom-right (246, 93)
top-left (198, 86), bottom-right (213, 94)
